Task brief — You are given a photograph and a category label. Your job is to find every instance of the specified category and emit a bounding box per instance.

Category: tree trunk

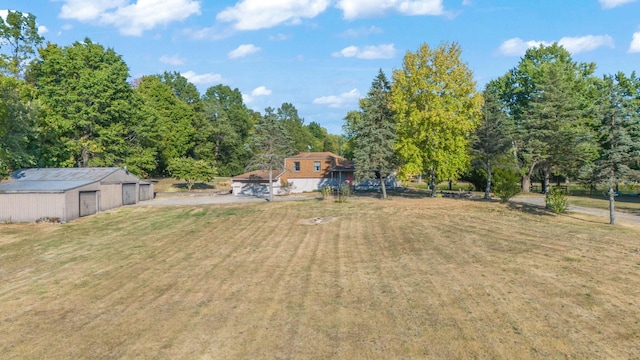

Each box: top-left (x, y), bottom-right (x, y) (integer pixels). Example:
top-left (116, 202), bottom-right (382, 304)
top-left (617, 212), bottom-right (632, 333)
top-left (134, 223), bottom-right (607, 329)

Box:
top-left (543, 166), bottom-right (550, 196)
top-left (268, 169), bottom-right (273, 202)
top-left (380, 174), bottom-right (388, 199)
top-left (522, 174), bottom-right (531, 193)
top-left (448, 179), bottom-right (453, 191)
top-left (609, 186), bottom-right (616, 225)
top-left (430, 168), bottom-right (437, 198)
top-left (484, 158), bottom-right (492, 200)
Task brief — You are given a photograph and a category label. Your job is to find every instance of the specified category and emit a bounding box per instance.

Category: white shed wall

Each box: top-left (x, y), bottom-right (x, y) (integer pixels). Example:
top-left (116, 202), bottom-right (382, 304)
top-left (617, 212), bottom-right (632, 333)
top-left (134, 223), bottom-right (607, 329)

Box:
top-left (0, 193), bottom-right (66, 223)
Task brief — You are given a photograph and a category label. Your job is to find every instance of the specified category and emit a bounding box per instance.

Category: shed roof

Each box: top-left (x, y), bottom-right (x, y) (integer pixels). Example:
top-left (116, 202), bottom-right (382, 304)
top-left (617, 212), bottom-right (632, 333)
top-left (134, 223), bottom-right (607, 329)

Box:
top-left (0, 180), bottom-right (93, 193)
top-left (0, 167), bottom-right (130, 193)
top-left (10, 167), bottom-right (121, 181)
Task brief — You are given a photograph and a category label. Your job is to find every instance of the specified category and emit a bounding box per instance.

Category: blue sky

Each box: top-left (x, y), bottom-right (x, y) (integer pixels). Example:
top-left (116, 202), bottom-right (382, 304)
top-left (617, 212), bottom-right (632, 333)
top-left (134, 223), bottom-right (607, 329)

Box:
top-left (2, 0), bottom-right (640, 134)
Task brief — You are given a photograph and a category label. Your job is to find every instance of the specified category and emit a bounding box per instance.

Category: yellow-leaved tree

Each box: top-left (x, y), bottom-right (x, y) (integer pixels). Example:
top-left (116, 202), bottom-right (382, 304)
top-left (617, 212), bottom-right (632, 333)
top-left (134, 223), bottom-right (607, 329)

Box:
top-left (391, 42), bottom-right (483, 197)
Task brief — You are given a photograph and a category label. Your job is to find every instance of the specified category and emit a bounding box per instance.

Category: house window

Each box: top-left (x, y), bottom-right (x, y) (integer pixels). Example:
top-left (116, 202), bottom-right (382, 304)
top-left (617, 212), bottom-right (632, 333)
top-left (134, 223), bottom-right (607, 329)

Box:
top-left (313, 161), bottom-right (321, 172)
top-left (294, 161), bottom-right (300, 172)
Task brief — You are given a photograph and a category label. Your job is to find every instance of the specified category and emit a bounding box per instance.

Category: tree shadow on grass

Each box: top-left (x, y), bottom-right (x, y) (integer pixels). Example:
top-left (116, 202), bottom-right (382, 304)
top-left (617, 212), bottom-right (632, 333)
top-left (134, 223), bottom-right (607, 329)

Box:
top-left (506, 201), bottom-right (552, 217)
top-left (172, 182), bottom-right (215, 190)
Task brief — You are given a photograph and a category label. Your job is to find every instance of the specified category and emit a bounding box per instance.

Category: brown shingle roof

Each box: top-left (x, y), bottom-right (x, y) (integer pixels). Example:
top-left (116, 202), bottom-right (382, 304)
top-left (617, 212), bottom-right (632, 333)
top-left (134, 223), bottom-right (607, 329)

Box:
top-left (286, 152), bottom-right (343, 161)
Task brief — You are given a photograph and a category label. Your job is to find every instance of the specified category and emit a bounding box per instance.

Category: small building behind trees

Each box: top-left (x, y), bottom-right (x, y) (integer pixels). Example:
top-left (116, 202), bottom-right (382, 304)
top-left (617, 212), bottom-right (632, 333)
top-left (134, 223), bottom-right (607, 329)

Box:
top-left (0, 167), bottom-right (153, 223)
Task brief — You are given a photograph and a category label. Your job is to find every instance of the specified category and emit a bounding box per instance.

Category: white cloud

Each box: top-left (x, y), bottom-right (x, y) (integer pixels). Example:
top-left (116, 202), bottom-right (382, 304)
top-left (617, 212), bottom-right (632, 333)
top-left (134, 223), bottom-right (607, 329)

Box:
top-left (251, 86), bottom-right (272, 96)
top-left (269, 33), bottom-right (291, 41)
top-left (337, 25), bottom-right (383, 38)
top-left (629, 32), bottom-right (640, 53)
top-left (332, 44), bottom-right (396, 59)
top-left (243, 86), bottom-right (272, 103)
top-left (559, 35), bottom-right (614, 53)
top-left (217, 0), bottom-right (330, 30)
top-left (159, 54), bottom-right (185, 65)
top-left (313, 89), bottom-right (360, 108)
top-left (38, 25), bottom-right (49, 35)
top-left (0, 10), bottom-right (8, 19)
top-left (228, 44), bottom-right (261, 59)
top-left (599, 0), bottom-right (638, 9)
top-left (336, 0), bottom-right (444, 20)
top-left (59, 0), bottom-right (201, 36)
top-left (182, 71), bottom-right (225, 85)
top-left (498, 35), bottom-right (614, 56)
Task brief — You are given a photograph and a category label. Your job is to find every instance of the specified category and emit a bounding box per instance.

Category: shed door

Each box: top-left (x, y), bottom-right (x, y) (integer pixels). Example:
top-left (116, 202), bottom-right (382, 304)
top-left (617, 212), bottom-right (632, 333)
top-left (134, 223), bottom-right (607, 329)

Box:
top-left (122, 183), bottom-right (137, 205)
top-left (139, 184), bottom-right (151, 201)
top-left (79, 191), bottom-right (98, 217)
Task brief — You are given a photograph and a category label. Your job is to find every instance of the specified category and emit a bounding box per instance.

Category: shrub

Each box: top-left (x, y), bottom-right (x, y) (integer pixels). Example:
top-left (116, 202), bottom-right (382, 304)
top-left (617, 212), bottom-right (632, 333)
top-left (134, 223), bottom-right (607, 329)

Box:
top-left (546, 188), bottom-right (568, 214)
top-left (336, 183), bottom-right (351, 203)
top-left (492, 167), bottom-right (521, 202)
top-left (280, 179), bottom-right (294, 195)
top-left (320, 185), bottom-right (332, 200)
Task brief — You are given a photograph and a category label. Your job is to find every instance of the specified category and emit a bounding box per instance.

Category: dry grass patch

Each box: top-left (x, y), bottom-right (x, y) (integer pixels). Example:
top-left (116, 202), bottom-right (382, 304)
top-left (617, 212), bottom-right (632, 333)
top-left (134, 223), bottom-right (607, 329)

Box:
top-left (1, 197), bottom-right (639, 359)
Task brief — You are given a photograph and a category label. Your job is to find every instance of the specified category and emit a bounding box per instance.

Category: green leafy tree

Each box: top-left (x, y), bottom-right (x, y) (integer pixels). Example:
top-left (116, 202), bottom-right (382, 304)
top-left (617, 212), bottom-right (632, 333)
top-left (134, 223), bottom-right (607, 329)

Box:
top-left (277, 102), bottom-right (316, 153)
top-left (391, 42), bottom-right (483, 197)
top-left (135, 76), bottom-right (195, 175)
top-left (156, 71), bottom-right (201, 110)
top-left (246, 107), bottom-right (292, 202)
top-left (351, 69), bottom-right (397, 199)
top-left (167, 157), bottom-right (216, 191)
top-left (589, 73), bottom-right (640, 224)
top-left (29, 39), bottom-right (138, 169)
top-left (0, 75), bottom-right (39, 176)
top-left (498, 43), bottom-right (597, 193)
top-left (0, 10), bottom-right (44, 79)
top-left (473, 80), bottom-right (513, 199)
top-left (198, 85), bottom-right (254, 176)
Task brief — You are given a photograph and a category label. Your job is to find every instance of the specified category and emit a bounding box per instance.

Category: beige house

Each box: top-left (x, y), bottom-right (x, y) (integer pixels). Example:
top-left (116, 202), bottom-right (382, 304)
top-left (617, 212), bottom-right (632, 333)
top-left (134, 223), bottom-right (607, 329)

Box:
top-left (231, 152), bottom-right (354, 196)
top-left (0, 167), bottom-right (153, 223)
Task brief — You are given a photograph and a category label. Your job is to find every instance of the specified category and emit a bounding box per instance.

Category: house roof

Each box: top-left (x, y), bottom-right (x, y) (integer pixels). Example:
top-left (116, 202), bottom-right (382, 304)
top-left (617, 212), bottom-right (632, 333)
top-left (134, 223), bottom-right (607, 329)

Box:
top-left (232, 170), bottom-right (285, 181)
top-left (286, 152), bottom-right (344, 161)
top-left (0, 167), bottom-right (126, 193)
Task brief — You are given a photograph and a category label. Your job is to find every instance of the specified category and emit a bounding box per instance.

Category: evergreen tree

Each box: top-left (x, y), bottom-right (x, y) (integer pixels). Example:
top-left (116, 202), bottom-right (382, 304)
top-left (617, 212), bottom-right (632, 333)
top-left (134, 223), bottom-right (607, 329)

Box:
top-left (498, 43), bottom-right (596, 192)
top-left (590, 73), bottom-right (640, 224)
top-left (474, 80), bottom-right (512, 199)
top-left (352, 69), bottom-right (397, 199)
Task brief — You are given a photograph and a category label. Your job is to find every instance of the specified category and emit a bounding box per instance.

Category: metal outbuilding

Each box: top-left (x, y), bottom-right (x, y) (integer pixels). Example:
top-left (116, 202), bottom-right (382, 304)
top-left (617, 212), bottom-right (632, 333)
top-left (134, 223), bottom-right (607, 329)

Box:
top-left (0, 167), bottom-right (154, 223)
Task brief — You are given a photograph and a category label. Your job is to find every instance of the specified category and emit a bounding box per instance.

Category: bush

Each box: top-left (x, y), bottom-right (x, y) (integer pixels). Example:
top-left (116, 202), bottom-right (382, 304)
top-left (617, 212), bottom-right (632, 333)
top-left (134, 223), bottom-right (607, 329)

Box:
top-left (492, 167), bottom-right (521, 202)
top-left (546, 188), bottom-right (568, 214)
top-left (336, 183), bottom-right (351, 203)
top-left (320, 185), bottom-right (332, 200)
top-left (280, 179), bottom-right (294, 195)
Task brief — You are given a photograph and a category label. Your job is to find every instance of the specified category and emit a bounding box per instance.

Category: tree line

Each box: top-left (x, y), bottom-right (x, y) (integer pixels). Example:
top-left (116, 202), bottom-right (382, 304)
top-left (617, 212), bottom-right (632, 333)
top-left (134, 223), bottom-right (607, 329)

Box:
top-left (346, 42), bottom-right (639, 224)
top-left (0, 11), bottom-right (342, 179)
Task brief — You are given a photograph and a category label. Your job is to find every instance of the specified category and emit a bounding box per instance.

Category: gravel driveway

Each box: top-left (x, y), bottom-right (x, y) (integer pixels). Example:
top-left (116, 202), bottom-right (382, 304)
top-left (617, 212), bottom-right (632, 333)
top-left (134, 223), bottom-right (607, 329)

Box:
top-left (511, 196), bottom-right (640, 225)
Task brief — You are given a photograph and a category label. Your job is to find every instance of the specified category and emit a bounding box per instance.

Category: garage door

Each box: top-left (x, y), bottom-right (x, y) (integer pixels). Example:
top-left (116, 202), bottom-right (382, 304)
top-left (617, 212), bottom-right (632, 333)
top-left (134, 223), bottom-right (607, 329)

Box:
top-left (79, 191), bottom-right (98, 217)
top-left (139, 184), bottom-right (152, 201)
top-left (122, 183), bottom-right (137, 205)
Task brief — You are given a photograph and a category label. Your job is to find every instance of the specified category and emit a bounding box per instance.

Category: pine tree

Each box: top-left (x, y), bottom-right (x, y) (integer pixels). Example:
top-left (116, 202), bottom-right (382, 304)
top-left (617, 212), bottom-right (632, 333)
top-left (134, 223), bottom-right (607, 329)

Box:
top-left (592, 73), bottom-right (640, 224)
top-left (352, 69), bottom-right (397, 199)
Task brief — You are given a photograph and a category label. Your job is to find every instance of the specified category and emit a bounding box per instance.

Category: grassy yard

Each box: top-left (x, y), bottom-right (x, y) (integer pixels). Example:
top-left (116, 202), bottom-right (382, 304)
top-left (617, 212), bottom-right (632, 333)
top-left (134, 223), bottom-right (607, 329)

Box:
top-left (1, 197), bottom-right (639, 358)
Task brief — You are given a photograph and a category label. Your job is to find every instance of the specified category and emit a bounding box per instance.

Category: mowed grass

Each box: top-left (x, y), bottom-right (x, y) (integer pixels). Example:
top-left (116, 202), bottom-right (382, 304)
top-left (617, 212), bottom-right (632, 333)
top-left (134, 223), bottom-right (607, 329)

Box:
top-left (1, 197), bottom-right (640, 359)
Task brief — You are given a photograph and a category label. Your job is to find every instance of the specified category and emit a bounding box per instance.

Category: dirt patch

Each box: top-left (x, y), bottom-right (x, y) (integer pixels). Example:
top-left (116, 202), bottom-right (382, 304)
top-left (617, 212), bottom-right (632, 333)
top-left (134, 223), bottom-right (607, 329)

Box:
top-left (298, 216), bottom-right (338, 225)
